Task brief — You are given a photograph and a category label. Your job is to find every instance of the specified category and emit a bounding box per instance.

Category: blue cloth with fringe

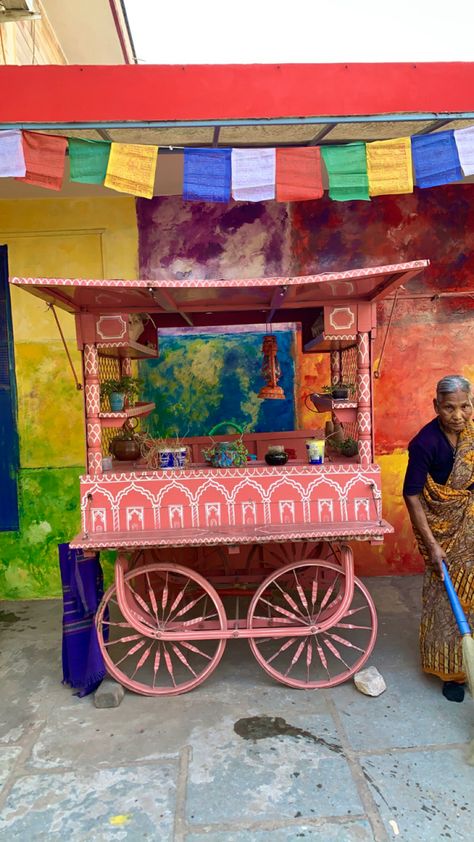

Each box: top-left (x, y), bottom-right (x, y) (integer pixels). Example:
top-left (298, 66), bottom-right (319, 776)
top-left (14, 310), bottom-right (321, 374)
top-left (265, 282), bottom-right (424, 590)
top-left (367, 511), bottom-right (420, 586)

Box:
top-left (59, 543), bottom-right (108, 697)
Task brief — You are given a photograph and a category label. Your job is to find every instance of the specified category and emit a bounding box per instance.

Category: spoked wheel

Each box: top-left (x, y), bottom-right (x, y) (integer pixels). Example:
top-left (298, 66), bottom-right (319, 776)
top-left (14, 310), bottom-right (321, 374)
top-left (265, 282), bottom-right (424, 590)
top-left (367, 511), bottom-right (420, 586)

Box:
top-left (96, 564), bottom-right (227, 696)
top-left (247, 560), bottom-right (377, 689)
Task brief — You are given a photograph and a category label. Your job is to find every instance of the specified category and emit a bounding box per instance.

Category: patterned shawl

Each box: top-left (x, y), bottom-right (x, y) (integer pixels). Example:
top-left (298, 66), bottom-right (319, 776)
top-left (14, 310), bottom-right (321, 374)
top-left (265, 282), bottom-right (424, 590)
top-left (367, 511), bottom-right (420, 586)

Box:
top-left (418, 420), bottom-right (474, 607)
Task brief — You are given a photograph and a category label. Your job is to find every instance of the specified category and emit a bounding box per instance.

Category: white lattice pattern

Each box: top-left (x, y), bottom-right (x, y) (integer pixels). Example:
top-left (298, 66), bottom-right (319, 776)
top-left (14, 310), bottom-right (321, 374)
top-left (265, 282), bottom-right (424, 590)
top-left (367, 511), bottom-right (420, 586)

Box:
top-left (84, 345), bottom-right (98, 376)
top-left (357, 373), bottom-right (371, 404)
top-left (88, 451), bottom-right (103, 477)
top-left (87, 421), bottom-right (101, 447)
top-left (358, 440), bottom-right (372, 468)
top-left (357, 333), bottom-right (369, 366)
top-left (85, 383), bottom-right (100, 415)
top-left (357, 410), bottom-right (371, 433)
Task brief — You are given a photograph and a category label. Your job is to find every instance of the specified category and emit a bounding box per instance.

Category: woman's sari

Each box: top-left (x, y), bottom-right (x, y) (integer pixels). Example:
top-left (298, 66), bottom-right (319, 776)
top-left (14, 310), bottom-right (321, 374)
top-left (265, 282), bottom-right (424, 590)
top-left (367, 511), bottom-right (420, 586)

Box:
top-left (415, 421), bottom-right (474, 681)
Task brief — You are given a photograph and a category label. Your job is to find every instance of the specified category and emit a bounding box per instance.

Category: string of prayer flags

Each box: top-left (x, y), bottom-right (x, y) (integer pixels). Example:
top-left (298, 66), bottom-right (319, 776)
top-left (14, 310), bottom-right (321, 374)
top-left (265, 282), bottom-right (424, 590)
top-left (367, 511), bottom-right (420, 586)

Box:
top-left (453, 126), bottom-right (474, 177)
top-left (276, 147), bottom-right (324, 201)
top-left (366, 137), bottom-right (413, 196)
top-left (16, 131), bottom-right (67, 190)
top-left (69, 138), bottom-right (111, 184)
top-left (321, 142), bottom-right (370, 201)
top-left (104, 143), bottom-right (158, 200)
top-left (0, 130), bottom-right (26, 178)
top-left (411, 131), bottom-right (462, 188)
top-left (231, 148), bottom-right (276, 201)
top-left (183, 148), bottom-right (231, 202)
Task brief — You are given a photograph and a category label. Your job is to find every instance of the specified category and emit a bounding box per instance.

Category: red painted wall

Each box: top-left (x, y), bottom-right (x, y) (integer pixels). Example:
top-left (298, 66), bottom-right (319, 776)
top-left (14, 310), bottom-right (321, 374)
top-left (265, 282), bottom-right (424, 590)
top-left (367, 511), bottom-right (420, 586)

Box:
top-left (292, 185), bottom-right (474, 575)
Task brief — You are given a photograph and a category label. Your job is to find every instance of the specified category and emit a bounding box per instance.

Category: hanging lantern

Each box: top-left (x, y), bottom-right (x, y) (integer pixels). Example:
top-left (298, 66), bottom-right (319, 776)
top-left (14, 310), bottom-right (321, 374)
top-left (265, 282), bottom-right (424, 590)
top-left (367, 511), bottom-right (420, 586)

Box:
top-left (258, 334), bottom-right (286, 400)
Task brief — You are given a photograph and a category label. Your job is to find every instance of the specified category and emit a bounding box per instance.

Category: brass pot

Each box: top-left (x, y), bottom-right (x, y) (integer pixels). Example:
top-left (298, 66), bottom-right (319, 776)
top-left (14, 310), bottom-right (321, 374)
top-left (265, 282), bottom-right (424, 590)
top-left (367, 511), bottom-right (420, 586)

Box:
top-left (109, 437), bottom-right (141, 461)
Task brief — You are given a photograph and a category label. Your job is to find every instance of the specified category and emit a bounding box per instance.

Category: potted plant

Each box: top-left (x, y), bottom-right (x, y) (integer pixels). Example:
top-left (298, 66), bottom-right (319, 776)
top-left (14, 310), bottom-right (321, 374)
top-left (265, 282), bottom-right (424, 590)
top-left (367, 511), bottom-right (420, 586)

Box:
top-left (328, 436), bottom-right (359, 458)
top-left (109, 420), bottom-right (143, 461)
top-left (322, 382), bottom-right (354, 400)
top-left (100, 375), bottom-right (143, 412)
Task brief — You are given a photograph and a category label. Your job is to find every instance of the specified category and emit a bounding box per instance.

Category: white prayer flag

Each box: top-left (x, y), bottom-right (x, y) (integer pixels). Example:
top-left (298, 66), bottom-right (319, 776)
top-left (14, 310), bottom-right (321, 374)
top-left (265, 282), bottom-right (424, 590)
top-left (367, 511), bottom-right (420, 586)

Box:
top-left (0, 130), bottom-right (26, 178)
top-left (454, 126), bottom-right (474, 176)
top-left (231, 148), bottom-right (276, 201)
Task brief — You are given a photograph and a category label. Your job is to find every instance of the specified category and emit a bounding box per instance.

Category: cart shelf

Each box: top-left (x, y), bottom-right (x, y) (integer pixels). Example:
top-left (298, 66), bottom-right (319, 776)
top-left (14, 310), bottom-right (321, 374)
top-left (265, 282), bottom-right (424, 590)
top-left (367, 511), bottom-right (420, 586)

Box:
top-left (309, 394), bottom-right (358, 422)
top-left (70, 519), bottom-right (393, 551)
top-left (99, 401), bottom-right (155, 428)
top-left (304, 334), bottom-right (357, 353)
top-left (97, 340), bottom-right (157, 360)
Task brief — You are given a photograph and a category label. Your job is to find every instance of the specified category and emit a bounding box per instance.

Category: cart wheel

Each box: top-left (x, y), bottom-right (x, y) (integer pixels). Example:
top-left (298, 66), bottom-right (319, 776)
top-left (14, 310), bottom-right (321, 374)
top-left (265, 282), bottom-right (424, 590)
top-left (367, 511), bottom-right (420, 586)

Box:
top-left (247, 560), bottom-right (377, 689)
top-left (96, 564), bottom-right (227, 696)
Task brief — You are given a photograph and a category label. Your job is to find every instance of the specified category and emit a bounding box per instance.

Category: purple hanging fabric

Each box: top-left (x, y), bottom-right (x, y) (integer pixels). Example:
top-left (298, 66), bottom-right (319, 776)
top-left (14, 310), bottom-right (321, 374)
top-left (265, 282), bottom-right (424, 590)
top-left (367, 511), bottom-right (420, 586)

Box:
top-left (59, 543), bottom-right (108, 697)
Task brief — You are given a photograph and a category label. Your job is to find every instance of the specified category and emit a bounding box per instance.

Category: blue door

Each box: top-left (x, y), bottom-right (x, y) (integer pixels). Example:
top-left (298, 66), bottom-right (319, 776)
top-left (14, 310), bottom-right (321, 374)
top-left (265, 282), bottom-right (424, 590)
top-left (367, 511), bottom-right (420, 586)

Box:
top-left (0, 245), bottom-right (19, 531)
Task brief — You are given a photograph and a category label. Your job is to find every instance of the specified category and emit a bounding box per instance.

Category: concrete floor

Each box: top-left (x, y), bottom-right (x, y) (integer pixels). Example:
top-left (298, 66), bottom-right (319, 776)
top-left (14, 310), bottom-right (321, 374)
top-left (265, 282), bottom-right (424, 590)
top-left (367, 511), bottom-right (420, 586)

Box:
top-left (0, 575), bottom-right (473, 842)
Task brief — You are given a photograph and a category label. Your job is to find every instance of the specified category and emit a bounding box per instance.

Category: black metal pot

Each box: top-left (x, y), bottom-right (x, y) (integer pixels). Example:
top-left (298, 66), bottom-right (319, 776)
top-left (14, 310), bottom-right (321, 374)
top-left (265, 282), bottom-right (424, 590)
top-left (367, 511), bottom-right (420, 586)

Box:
top-left (265, 452), bottom-right (289, 466)
top-left (331, 388), bottom-right (349, 400)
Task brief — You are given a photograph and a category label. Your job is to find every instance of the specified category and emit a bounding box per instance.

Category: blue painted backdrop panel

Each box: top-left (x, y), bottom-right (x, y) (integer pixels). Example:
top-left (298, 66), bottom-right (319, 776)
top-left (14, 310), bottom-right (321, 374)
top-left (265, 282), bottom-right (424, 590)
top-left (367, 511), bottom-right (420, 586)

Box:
top-left (140, 329), bottom-right (296, 438)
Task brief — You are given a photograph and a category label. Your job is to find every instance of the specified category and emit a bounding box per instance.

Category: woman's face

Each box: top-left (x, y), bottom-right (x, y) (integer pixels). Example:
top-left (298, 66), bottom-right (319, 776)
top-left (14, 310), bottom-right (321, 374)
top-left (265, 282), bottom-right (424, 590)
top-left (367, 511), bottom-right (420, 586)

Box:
top-left (434, 389), bottom-right (473, 434)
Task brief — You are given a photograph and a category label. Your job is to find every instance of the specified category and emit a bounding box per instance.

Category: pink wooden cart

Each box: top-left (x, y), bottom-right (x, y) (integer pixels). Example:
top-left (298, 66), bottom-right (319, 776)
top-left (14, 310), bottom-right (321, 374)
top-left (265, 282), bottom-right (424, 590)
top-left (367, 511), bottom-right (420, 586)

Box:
top-left (11, 259), bottom-right (428, 695)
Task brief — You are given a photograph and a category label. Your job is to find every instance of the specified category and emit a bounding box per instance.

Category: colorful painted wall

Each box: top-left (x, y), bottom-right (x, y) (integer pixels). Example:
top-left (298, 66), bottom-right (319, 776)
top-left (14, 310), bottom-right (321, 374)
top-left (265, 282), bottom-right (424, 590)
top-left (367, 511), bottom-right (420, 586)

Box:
top-left (137, 186), bottom-right (474, 577)
top-left (1, 184), bottom-right (473, 599)
top-left (0, 196), bottom-right (138, 598)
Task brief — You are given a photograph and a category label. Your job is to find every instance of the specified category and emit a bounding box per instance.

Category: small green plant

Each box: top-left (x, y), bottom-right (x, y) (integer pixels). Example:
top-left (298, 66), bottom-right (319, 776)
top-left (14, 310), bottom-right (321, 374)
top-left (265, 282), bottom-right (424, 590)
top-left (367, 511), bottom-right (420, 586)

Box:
top-left (321, 382), bottom-right (354, 395)
top-left (334, 437), bottom-right (359, 457)
top-left (100, 376), bottom-right (143, 404)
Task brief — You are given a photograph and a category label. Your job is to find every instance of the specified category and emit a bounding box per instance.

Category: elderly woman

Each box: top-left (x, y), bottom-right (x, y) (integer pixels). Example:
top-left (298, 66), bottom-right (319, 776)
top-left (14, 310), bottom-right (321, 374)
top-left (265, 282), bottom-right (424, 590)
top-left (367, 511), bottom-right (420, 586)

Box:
top-left (403, 375), bottom-right (474, 702)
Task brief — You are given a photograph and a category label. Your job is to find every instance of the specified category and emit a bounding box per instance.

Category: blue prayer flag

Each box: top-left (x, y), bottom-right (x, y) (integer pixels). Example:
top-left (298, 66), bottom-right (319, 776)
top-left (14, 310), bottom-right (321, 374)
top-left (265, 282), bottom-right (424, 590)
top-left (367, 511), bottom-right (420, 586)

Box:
top-left (411, 131), bottom-right (462, 188)
top-left (183, 148), bottom-right (231, 202)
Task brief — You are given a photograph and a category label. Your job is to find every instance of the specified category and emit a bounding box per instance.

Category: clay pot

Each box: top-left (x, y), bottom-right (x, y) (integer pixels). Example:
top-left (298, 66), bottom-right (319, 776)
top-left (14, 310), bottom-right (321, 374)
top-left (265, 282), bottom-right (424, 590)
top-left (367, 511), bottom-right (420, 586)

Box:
top-left (109, 438), bottom-right (141, 461)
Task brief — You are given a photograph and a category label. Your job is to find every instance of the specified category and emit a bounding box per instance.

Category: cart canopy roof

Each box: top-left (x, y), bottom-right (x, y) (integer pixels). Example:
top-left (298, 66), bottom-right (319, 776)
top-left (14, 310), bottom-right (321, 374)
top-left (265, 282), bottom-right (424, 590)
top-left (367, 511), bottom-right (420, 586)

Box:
top-left (11, 260), bottom-right (429, 324)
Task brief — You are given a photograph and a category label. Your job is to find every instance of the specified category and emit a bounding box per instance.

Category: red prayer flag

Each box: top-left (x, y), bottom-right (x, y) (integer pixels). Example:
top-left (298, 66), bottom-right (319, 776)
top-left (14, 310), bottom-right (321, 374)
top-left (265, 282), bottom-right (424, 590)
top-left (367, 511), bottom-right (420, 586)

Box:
top-left (16, 131), bottom-right (67, 190)
top-left (276, 147), bottom-right (323, 201)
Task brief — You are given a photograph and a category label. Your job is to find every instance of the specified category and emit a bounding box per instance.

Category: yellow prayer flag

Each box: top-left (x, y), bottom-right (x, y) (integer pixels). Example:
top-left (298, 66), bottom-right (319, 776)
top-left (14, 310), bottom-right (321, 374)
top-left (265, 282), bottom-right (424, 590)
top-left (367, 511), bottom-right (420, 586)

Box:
top-left (366, 137), bottom-right (413, 197)
top-left (104, 143), bottom-right (158, 199)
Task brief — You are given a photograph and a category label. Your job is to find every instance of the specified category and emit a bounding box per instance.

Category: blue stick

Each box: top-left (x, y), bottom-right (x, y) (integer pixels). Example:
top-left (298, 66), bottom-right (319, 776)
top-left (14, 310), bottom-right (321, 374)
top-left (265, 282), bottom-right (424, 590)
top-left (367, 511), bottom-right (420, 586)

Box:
top-left (442, 561), bottom-right (471, 637)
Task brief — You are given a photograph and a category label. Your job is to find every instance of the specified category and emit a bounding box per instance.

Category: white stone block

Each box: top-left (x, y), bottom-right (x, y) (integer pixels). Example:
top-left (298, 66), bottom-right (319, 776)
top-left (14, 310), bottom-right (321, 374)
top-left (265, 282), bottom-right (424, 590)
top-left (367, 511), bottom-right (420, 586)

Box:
top-left (354, 665), bottom-right (386, 697)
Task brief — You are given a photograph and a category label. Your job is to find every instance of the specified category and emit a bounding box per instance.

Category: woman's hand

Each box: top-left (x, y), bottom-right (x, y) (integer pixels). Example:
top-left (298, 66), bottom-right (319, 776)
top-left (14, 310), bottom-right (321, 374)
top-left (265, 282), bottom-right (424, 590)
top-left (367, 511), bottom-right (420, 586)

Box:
top-left (427, 543), bottom-right (445, 579)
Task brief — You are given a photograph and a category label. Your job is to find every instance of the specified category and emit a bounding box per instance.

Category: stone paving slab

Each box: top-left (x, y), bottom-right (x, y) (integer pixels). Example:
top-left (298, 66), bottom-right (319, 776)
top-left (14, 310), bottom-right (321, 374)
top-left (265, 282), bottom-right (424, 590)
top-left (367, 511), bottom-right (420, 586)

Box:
top-left (0, 746), bottom-right (22, 791)
top-left (1, 577), bottom-right (473, 842)
top-left (332, 667), bottom-right (473, 750)
top-left (0, 763), bottom-right (177, 841)
top-left (359, 748), bottom-right (474, 841)
top-left (186, 819), bottom-right (375, 841)
top-left (185, 713), bottom-right (363, 824)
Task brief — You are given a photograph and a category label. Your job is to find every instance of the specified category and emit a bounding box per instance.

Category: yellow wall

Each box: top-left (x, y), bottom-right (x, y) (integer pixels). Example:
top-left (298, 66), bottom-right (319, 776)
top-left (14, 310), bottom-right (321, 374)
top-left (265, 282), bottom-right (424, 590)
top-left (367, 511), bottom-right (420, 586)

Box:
top-left (0, 196), bottom-right (138, 468)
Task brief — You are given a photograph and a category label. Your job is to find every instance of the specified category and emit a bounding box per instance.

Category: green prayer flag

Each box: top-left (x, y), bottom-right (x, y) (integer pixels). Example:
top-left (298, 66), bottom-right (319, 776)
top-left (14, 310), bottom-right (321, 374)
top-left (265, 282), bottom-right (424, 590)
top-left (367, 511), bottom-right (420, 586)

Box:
top-left (68, 138), bottom-right (111, 184)
top-left (321, 142), bottom-right (370, 201)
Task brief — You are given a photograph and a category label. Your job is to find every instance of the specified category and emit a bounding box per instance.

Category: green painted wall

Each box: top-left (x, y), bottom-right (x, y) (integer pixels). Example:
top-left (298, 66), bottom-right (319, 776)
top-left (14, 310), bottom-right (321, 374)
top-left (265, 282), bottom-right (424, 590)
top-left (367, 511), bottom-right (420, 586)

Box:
top-left (0, 196), bottom-right (138, 599)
